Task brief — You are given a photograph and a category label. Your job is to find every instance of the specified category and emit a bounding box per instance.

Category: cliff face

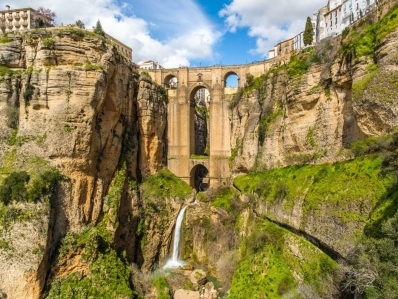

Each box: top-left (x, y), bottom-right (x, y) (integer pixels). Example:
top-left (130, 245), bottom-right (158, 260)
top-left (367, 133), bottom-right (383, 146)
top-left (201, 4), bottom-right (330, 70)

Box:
top-left (228, 20), bottom-right (398, 261)
top-left (0, 29), bottom-right (167, 299)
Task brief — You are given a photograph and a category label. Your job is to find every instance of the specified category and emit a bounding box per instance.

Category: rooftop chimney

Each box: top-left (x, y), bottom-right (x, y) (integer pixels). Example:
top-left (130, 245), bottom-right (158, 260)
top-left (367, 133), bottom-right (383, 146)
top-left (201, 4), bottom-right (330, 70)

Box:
top-left (5, 5), bottom-right (10, 10)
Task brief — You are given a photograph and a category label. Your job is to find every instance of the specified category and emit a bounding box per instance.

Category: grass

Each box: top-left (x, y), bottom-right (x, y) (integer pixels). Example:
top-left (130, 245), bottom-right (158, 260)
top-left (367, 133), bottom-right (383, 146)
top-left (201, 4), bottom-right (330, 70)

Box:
top-left (141, 168), bottom-right (192, 200)
top-left (234, 155), bottom-right (392, 224)
top-left (212, 187), bottom-right (239, 212)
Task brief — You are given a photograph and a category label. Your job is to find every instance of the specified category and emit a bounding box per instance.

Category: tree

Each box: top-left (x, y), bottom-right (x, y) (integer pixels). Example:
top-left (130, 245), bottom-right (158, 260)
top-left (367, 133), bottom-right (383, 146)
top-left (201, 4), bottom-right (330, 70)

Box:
top-left (93, 20), bottom-right (105, 37)
top-left (303, 16), bottom-right (314, 46)
top-left (75, 20), bottom-right (85, 29)
top-left (33, 7), bottom-right (56, 28)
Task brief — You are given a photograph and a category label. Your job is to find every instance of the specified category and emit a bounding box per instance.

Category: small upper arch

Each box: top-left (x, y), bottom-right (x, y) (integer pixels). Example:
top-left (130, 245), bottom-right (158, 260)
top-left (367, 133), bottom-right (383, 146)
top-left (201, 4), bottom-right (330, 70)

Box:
top-left (164, 74), bottom-right (178, 89)
top-left (224, 71), bottom-right (239, 88)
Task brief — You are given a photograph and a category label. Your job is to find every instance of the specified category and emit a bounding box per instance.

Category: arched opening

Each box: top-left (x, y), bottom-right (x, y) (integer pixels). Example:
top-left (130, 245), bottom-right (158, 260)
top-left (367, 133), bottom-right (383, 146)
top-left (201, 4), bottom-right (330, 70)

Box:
top-left (164, 75), bottom-right (178, 89)
top-left (190, 164), bottom-right (209, 191)
top-left (190, 86), bottom-right (210, 156)
top-left (224, 72), bottom-right (239, 88)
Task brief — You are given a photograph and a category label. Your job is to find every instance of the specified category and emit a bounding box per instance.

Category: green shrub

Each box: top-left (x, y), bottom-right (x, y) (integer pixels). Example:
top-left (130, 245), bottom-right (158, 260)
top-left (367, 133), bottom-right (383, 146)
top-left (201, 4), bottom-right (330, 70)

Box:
top-left (0, 36), bottom-right (12, 43)
top-left (28, 170), bottom-right (63, 203)
top-left (84, 63), bottom-right (103, 71)
top-left (42, 36), bottom-right (55, 48)
top-left (0, 65), bottom-right (14, 77)
top-left (211, 187), bottom-right (239, 212)
top-left (151, 277), bottom-right (171, 299)
top-left (69, 28), bottom-right (85, 41)
top-left (0, 171), bottom-right (30, 205)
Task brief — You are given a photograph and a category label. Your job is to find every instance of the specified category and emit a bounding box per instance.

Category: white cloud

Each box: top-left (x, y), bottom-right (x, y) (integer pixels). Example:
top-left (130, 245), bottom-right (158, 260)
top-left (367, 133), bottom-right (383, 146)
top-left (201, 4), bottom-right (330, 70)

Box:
top-left (5, 0), bottom-right (221, 68)
top-left (219, 0), bottom-right (326, 57)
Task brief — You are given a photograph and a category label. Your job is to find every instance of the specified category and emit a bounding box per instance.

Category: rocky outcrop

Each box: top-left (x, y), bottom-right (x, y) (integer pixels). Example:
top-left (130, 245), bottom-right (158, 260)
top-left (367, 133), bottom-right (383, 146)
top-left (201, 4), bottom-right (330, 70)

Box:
top-left (0, 28), bottom-right (167, 299)
top-left (229, 27), bottom-right (398, 173)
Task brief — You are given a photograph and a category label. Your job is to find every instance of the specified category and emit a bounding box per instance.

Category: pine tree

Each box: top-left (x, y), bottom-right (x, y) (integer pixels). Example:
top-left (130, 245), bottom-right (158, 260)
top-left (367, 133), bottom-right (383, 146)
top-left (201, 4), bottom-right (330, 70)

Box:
top-left (93, 20), bottom-right (105, 37)
top-left (303, 16), bottom-right (314, 46)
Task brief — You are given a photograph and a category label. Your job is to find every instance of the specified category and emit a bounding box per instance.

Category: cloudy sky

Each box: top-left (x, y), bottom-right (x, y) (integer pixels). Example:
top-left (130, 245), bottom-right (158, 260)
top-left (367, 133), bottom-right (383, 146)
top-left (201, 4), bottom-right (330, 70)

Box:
top-left (3, 0), bottom-right (326, 67)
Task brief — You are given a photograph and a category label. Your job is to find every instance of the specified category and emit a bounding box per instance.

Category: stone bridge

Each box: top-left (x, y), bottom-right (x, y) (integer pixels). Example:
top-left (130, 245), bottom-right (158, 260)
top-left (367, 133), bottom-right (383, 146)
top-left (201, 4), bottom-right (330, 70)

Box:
top-left (145, 58), bottom-right (281, 189)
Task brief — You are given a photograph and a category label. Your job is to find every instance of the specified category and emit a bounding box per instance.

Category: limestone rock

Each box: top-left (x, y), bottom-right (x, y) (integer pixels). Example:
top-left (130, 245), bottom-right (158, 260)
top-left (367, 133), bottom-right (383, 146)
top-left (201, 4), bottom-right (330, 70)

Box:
top-left (174, 289), bottom-right (200, 299)
top-left (189, 269), bottom-right (207, 289)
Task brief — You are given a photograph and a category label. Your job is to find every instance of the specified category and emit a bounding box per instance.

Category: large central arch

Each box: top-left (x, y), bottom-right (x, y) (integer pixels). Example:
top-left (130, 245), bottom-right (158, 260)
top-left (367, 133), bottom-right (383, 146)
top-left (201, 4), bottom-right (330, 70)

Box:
top-left (189, 85), bottom-right (210, 156)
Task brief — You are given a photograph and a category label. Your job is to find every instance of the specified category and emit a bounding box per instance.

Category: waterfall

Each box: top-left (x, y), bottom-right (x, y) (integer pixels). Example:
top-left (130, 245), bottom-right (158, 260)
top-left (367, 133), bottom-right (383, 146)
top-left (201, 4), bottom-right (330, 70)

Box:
top-left (164, 206), bottom-right (187, 268)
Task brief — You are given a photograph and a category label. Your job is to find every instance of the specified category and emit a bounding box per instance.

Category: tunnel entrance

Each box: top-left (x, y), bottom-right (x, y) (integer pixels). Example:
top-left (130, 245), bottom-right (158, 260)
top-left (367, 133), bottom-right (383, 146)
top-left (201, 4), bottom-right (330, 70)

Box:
top-left (190, 164), bottom-right (209, 192)
top-left (190, 86), bottom-right (210, 156)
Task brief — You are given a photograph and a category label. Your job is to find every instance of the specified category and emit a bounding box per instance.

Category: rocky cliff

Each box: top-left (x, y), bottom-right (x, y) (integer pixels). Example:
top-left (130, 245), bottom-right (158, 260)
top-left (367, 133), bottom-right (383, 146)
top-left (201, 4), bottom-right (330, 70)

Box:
top-left (0, 28), bottom-right (167, 299)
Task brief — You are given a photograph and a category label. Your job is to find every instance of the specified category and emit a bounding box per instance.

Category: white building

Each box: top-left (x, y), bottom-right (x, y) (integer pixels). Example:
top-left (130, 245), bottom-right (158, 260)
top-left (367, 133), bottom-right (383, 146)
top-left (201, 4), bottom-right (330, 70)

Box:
top-left (341, 0), bottom-right (376, 28)
top-left (293, 32), bottom-right (304, 51)
top-left (139, 60), bottom-right (163, 70)
top-left (324, 5), bottom-right (343, 37)
top-left (0, 5), bottom-right (36, 33)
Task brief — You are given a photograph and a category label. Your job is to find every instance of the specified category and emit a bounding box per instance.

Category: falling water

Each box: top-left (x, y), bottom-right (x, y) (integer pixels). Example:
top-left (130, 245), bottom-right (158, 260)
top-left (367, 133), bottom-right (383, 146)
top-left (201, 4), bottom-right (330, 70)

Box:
top-left (163, 206), bottom-right (187, 268)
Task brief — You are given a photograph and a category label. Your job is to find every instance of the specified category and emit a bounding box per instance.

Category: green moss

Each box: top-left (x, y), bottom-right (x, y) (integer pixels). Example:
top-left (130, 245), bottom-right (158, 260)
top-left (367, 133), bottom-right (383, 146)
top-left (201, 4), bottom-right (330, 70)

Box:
top-left (141, 168), bottom-right (192, 199)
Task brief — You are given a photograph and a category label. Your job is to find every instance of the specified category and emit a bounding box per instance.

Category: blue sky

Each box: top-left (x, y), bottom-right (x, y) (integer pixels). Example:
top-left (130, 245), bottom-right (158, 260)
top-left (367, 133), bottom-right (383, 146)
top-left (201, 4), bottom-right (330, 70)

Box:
top-left (4, 0), bottom-right (326, 68)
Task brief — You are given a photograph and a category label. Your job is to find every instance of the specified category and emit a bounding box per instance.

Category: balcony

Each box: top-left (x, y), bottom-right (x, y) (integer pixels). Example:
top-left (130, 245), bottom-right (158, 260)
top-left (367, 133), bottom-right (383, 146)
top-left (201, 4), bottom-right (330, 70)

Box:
top-left (14, 21), bottom-right (20, 27)
top-left (21, 20), bottom-right (28, 26)
top-left (6, 14), bottom-right (13, 20)
top-left (21, 13), bottom-right (28, 19)
top-left (14, 13), bottom-right (20, 19)
top-left (0, 15), bottom-right (5, 20)
top-left (6, 22), bottom-right (13, 29)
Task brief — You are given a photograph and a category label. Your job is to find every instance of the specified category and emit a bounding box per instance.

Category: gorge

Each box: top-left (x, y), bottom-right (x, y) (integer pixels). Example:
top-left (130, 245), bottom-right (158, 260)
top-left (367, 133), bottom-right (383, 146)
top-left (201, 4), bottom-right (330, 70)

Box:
top-left (0, 0), bottom-right (398, 298)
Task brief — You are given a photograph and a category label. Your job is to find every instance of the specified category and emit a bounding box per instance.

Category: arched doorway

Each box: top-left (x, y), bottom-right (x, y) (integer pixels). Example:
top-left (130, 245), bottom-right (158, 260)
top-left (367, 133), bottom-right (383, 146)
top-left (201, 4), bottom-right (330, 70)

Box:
top-left (164, 74), bottom-right (178, 89)
top-left (190, 164), bottom-right (209, 191)
top-left (189, 86), bottom-right (210, 156)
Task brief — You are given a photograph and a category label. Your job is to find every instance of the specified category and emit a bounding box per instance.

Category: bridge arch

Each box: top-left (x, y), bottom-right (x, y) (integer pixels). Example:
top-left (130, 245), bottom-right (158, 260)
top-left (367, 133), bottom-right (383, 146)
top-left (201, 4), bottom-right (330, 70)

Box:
top-left (164, 74), bottom-right (178, 89)
top-left (190, 164), bottom-right (209, 191)
top-left (189, 85), bottom-right (210, 156)
top-left (223, 71), bottom-right (239, 88)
